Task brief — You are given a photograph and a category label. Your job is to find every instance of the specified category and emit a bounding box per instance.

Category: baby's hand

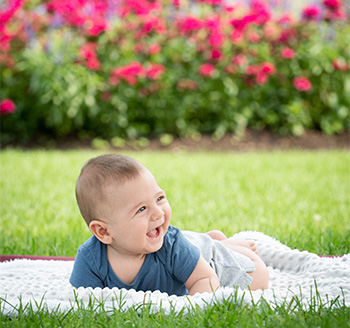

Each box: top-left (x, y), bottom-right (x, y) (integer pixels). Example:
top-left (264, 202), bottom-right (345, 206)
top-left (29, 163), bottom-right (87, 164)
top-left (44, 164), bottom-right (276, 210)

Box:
top-left (226, 239), bottom-right (258, 254)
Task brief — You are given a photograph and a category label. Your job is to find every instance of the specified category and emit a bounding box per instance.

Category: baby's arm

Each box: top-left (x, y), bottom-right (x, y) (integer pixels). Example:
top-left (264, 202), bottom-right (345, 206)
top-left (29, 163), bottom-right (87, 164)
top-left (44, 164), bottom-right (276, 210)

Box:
top-left (185, 255), bottom-right (220, 295)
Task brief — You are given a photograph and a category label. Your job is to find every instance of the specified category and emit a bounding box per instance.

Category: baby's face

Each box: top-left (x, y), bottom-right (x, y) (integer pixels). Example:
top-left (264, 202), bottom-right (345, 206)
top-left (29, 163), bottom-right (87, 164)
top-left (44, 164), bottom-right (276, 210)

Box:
top-left (102, 168), bottom-right (171, 256)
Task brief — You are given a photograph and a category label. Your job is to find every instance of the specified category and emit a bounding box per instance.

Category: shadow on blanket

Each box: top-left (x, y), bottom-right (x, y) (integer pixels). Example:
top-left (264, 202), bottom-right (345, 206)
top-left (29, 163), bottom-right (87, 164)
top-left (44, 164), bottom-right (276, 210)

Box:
top-left (1, 231), bottom-right (349, 315)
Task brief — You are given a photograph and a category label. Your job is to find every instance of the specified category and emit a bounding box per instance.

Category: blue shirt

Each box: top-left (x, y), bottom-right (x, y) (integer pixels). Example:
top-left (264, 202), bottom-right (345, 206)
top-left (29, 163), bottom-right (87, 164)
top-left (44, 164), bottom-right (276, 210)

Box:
top-left (69, 225), bottom-right (200, 296)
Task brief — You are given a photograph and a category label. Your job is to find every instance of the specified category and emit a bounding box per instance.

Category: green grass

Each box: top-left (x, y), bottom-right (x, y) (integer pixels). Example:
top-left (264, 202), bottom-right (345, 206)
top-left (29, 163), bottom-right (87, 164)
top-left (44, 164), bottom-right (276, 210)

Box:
top-left (1, 149), bottom-right (350, 327)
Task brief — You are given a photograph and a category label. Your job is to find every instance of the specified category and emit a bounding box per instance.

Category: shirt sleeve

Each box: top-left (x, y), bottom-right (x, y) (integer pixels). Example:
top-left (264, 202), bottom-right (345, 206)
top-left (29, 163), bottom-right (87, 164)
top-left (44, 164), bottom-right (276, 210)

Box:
top-left (69, 242), bottom-right (105, 288)
top-left (163, 226), bottom-right (201, 284)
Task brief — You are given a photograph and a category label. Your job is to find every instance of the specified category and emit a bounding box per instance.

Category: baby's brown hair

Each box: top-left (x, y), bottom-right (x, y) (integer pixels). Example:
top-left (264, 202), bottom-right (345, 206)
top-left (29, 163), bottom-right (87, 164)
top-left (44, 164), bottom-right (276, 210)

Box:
top-left (76, 154), bottom-right (144, 225)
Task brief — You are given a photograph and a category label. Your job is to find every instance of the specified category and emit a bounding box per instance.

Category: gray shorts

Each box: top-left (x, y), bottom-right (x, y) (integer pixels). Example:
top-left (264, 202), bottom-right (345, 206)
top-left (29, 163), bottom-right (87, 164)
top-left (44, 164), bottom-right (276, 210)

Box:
top-left (183, 231), bottom-right (254, 290)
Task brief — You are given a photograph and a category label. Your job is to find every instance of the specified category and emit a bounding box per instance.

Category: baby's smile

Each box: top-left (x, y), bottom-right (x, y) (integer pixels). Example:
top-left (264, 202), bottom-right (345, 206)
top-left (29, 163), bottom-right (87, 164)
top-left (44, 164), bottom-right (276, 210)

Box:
top-left (146, 223), bottom-right (164, 240)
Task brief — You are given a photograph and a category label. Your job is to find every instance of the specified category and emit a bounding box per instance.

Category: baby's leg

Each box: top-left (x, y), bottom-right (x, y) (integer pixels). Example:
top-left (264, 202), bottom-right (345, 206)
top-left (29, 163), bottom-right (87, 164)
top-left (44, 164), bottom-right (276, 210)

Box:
top-left (206, 230), bottom-right (228, 241)
top-left (206, 231), bottom-right (258, 254)
top-left (220, 239), bottom-right (269, 290)
top-left (228, 239), bottom-right (258, 254)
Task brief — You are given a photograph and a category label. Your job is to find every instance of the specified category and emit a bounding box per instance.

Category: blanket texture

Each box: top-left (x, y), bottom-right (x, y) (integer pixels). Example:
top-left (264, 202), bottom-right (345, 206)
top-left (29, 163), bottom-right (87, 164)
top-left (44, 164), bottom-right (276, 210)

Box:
top-left (1, 231), bottom-right (349, 315)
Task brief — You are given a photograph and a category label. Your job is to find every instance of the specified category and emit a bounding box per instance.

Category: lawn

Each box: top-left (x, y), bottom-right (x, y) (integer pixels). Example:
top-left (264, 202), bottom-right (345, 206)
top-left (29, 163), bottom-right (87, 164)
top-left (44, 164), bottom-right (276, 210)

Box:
top-left (1, 149), bottom-right (349, 326)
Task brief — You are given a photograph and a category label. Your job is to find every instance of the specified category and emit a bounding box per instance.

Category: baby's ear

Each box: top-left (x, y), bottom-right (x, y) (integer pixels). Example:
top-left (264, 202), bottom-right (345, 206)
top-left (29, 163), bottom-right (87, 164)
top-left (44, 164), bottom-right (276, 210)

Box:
top-left (89, 220), bottom-right (113, 244)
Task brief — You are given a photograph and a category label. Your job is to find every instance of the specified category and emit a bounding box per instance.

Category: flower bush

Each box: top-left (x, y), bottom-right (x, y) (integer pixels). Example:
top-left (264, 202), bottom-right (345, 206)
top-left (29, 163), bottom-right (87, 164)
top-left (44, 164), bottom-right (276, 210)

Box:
top-left (0, 0), bottom-right (349, 143)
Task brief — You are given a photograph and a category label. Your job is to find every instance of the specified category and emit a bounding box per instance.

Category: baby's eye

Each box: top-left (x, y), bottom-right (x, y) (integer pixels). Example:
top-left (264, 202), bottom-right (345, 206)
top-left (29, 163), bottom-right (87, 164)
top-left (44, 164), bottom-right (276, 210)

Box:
top-left (137, 206), bottom-right (146, 213)
top-left (156, 196), bottom-right (164, 202)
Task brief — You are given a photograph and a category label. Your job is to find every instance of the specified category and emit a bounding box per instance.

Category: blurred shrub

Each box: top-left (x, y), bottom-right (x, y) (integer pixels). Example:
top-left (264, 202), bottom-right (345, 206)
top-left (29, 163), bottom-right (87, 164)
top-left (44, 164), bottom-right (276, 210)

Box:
top-left (0, 0), bottom-right (349, 143)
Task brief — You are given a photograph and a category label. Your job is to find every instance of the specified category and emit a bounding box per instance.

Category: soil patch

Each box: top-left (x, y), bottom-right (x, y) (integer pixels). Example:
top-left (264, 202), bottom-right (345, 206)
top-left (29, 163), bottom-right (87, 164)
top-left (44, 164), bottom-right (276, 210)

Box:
top-left (29, 129), bottom-right (350, 152)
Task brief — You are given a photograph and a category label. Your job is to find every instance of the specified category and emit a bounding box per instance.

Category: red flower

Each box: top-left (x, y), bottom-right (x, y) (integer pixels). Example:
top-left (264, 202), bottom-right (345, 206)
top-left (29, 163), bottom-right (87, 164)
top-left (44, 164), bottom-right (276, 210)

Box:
top-left (0, 98), bottom-right (16, 115)
top-left (281, 47), bottom-right (296, 59)
top-left (233, 55), bottom-right (248, 66)
top-left (110, 62), bottom-right (144, 86)
top-left (209, 30), bottom-right (223, 48)
top-left (146, 64), bottom-right (165, 80)
top-left (149, 43), bottom-right (161, 55)
top-left (79, 42), bottom-right (100, 71)
top-left (277, 14), bottom-right (293, 25)
top-left (323, 0), bottom-right (341, 11)
top-left (302, 5), bottom-right (321, 20)
top-left (332, 59), bottom-right (349, 71)
top-left (177, 16), bottom-right (203, 34)
top-left (293, 77), bottom-right (312, 92)
top-left (140, 17), bottom-right (166, 38)
top-left (86, 57), bottom-right (101, 71)
top-left (230, 15), bottom-right (254, 31)
top-left (199, 0), bottom-right (223, 5)
top-left (87, 17), bottom-right (107, 37)
top-left (80, 43), bottom-right (97, 59)
top-left (198, 63), bottom-right (215, 77)
top-left (250, 0), bottom-right (272, 25)
top-left (261, 62), bottom-right (276, 75)
top-left (246, 65), bottom-right (259, 75)
top-left (245, 63), bottom-right (275, 85)
top-left (256, 72), bottom-right (268, 85)
top-left (231, 30), bottom-right (243, 44)
top-left (211, 49), bottom-right (222, 60)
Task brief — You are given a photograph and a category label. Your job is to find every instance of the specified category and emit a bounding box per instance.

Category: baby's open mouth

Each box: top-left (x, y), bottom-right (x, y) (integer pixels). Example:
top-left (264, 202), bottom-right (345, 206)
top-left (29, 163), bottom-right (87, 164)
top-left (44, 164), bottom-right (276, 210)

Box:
top-left (147, 226), bottom-right (161, 238)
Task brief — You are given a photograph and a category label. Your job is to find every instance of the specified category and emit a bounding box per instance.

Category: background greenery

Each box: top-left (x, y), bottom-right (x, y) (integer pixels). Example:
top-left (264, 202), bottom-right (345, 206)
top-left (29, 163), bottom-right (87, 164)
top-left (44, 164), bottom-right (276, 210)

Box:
top-left (1, 149), bottom-right (349, 256)
top-left (1, 0), bottom-right (349, 145)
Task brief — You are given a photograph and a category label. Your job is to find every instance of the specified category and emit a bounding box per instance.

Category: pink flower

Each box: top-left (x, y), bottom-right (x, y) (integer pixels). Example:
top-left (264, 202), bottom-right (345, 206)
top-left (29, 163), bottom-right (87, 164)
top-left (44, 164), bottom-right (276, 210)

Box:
top-left (211, 49), bottom-right (222, 60)
top-left (233, 55), bottom-right (248, 66)
top-left (79, 42), bottom-right (100, 71)
top-left (281, 47), bottom-right (296, 59)
top-left (87, 18), bottom-right (107, 37)
top-left (149, 43), bottom-right (161, 55)
top-left (246, 65), bottom-right (259, 75)
top-left (245, 63), bottom-right (275, 85)
top-left (250, 0), bottom-right (272, 25)
top-left (146, 64), bottom-right (165, 80)
top-left (248, 30), bottom-right (260, 43)
top-left (332, 59), bottom-right (349, 71)
top-left (110, 62), bottom-right (144, 86)
top-left (230, 30), bottom-right (243, 44)
top-left (293, 77), bottom-right (312, 92)
top-left (277, 14), bottom-right (293, 25)
top-left (0, 98), bottom-right (16, 115)
top-left (302, 5), bottom-right (321, 20)
top-left (178, 16), bottom-right (204, 34)
top-left (86, 57), bottom-right (100, 71)
top-left (209, 30), bottom-right (223, 48)
top-left (79, 43), bottom-right (97, 59)
top-left (140, 17), bottom-right (166, 37)
top-left (256, 72), bottom-right (268, 85)
top-left (230, 16), bottom-right (254, 31)
top-left (198, 63), bottom-right (215, 77)
top-left (198, 0), bottom-right (223, 5)
top-left (323, 0), bottom-right (341, 11)
top-left (261, 62), bottom-right (276, 75)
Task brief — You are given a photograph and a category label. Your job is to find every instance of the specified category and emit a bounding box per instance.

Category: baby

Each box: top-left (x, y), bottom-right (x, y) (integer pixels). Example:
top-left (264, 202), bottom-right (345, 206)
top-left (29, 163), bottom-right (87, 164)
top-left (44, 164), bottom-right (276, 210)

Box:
top-left (70, 154), bottom-right (269, 296)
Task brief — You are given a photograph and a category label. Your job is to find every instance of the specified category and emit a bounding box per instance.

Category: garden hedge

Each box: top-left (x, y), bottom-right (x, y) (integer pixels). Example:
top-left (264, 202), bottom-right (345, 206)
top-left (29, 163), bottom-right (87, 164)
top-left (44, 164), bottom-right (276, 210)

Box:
top-left (1, 0), bottom-right (349, 144)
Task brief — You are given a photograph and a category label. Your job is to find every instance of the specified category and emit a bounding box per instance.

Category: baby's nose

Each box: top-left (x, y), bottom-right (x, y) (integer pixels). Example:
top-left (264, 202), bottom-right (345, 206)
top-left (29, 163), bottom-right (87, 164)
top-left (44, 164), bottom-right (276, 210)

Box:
top-left (151, 205), bottom-right (164, 220)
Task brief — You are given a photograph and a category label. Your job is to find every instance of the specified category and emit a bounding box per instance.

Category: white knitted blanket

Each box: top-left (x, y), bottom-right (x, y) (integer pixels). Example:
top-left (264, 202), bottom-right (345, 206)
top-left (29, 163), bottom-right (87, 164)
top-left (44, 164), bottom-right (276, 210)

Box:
top-left (1, 231), bottom-right (349, 315)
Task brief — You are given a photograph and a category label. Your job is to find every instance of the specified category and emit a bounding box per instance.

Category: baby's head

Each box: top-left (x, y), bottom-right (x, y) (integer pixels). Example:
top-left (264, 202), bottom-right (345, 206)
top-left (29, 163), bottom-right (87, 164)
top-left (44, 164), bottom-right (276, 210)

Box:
top-left (76, 154), bottom-right (145, 226)
top-left (76, 154), bottom-right (171, 253)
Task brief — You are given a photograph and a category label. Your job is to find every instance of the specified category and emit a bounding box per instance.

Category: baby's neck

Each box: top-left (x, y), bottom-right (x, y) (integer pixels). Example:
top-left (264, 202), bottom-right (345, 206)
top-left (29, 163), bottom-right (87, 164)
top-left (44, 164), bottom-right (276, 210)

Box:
top-left (107, 245), bottom-right (146, 285)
